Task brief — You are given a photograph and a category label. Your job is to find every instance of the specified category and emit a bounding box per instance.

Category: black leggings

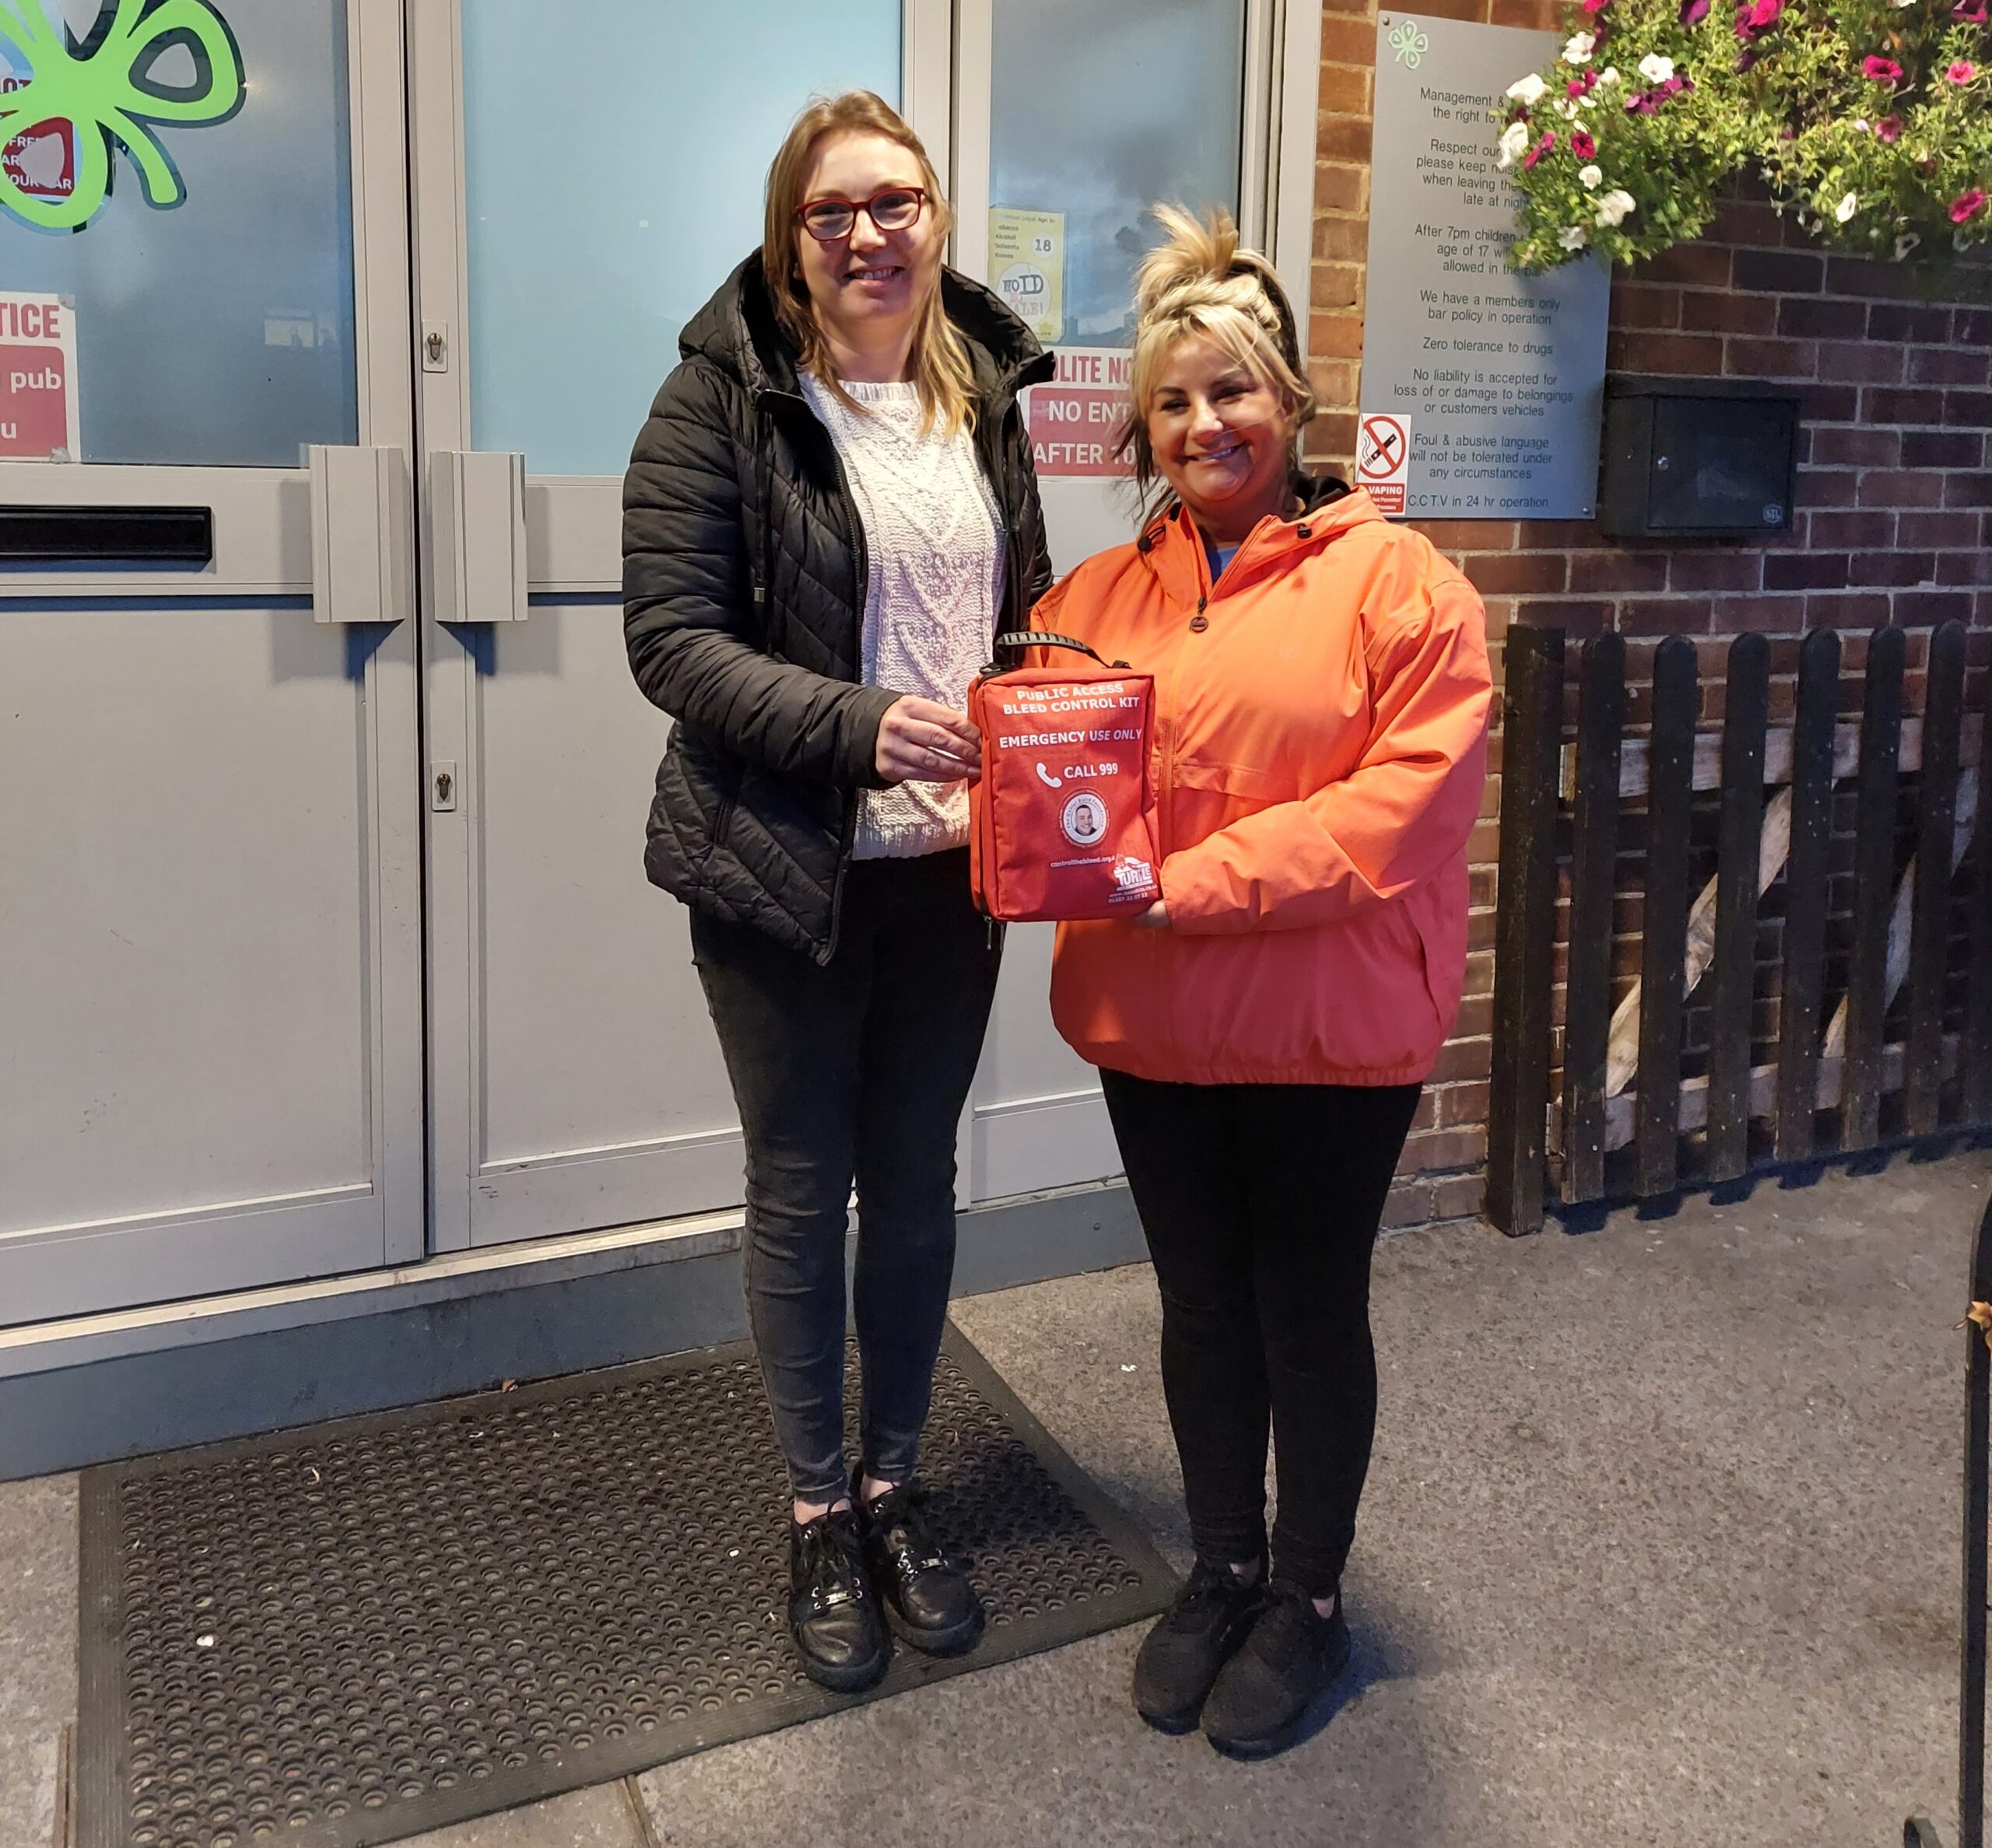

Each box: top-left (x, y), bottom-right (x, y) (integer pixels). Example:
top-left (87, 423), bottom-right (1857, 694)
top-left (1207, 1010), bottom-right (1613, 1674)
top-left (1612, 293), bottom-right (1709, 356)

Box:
top-left (1100, 1071), bottom-right (1421, 1598)
top-left (692, 850), bottom-right (1000, 1503)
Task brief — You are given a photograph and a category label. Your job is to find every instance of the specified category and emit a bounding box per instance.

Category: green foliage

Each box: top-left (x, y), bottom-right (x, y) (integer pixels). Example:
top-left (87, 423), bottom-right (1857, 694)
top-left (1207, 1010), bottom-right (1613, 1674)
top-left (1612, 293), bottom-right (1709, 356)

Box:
top-left (1499, 0), bottom-right (1991, 271)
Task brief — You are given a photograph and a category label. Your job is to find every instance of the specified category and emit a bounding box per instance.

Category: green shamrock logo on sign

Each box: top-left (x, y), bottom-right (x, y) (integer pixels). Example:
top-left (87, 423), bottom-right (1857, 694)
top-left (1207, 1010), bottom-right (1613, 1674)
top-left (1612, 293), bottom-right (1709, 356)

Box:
top-left (0, 0), bottom-right (244, 233)
top-left (1387, 18), bottom-right (1430, 68)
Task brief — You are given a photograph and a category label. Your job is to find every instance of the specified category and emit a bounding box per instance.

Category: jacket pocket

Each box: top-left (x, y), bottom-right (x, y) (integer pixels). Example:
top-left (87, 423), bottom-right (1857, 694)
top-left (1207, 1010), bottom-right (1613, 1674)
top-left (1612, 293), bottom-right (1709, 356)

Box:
top-left (1159, 757), bottom-right (1291, 858)
top-left (1403, 870), bottom-right (1468, 1036)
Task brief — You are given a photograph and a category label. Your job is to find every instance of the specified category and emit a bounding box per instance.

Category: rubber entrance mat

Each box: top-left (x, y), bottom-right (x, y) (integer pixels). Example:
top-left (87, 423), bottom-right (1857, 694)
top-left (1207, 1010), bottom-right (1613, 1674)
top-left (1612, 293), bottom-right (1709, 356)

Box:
top-left (77, 1324), bottom-right (1175, 1848)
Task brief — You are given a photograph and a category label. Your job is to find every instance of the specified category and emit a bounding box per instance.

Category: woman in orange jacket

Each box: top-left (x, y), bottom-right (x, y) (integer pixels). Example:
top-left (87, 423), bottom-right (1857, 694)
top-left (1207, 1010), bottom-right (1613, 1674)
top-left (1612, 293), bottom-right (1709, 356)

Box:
top-left (1033, 207), bottom-right (1492, 1759)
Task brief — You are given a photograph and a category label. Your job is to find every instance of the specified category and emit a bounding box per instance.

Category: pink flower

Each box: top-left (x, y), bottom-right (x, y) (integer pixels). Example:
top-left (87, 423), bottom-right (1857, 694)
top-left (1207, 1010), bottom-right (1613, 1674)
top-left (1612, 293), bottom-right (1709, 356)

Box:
top-left (1567, 69), bottom-right (1599, 96)
top-left (1947, 60), bottom-right (1979, 82)
top-left (1863, 55), bottom-right (1903, 83)
top-left (1624, 88), bottom-right (1658, 112)
top-left (1954, 0), bottom-right (1988, 22)
top-left (1571, 128), bottom-right (1597, 158)
top-left (1734, 47), bottom-right (1759, 69)
top-left (1523, 131), bottom-right (1557, 167)
top-left (1876, 114), bottom-right (1903, 140)
top-left (1748, 0), bottom-right (1782, 26)
top-left (1952, 188), bottom-right (1988, 223)
top-left (1680, 0), bottom-right (1711, 21)
top-left (1582, 0), bottom-right (1609, 15)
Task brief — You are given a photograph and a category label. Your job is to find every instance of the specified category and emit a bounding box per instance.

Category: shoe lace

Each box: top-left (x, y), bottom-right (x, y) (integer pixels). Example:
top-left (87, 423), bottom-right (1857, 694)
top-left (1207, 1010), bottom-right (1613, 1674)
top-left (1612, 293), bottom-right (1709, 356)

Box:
top-left (867, 1481), bottom-right (951, 1573)
top-left (1250, 1584), bottom-right (1327, 1665)
top-left (798, 1510), bottom-right (871, 1611)
top-left (1170, 1557), bottom-right (1258, 1624)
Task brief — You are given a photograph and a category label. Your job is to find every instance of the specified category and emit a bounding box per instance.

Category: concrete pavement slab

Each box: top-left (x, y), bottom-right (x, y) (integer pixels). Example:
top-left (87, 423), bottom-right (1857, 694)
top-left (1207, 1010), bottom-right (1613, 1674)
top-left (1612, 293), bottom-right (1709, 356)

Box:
top-left (0, 1472), bottom-right (77, 1848)
top-left (637, 1152), bottom-right (1986, 1847)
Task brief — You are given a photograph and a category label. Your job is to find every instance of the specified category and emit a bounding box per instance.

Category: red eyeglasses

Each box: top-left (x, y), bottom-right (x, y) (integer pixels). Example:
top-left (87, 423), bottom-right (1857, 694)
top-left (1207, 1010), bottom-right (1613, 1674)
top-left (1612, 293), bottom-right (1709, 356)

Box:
top-left (794, 186), bottom-right (928, 243)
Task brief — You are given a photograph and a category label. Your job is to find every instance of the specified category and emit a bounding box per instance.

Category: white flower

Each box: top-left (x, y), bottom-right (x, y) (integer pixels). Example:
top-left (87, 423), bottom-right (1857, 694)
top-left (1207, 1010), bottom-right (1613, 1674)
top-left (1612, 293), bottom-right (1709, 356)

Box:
top-left (1580, 92), bottom-right (1598, 108)
top-left (1637, 54), bottom-right (1676, 85)
top-left (1594, 188), bottom-right (1637, 227)
top-left (1580, 163), bottom-right (1604, 190)
top-left (1506, 72), bottom-right (1550, 105)
top-left (1894, 231), bottom-right (1921, 258)
top-left (1597, 65), bottom-right (1622, 84)
top-left (1853, 117), bottom-right (1869, 131)
top-left (1558, 225), bottom-right (1590, 251)
top-left (1834, 191), bottom-right (1859, 223)
top-left (1497, 120), bottom-right (1532, 167)
top-left (1555, 96), bottom-right (1581, 118)
top-left (1563, 31), bottom-right (1597, 63)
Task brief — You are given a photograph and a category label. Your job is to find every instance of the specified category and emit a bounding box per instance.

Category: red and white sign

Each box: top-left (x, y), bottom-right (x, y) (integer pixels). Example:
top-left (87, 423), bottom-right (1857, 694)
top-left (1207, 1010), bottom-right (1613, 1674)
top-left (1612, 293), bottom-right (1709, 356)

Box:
top-left (1, 73), bottom-right (75, 201)
top-left (0, 292), bottom-right (80, 460)
top-left (1355, 412), bottom-right (1409, 517)
top-left (1024, 345), bottom-right (1135, 479)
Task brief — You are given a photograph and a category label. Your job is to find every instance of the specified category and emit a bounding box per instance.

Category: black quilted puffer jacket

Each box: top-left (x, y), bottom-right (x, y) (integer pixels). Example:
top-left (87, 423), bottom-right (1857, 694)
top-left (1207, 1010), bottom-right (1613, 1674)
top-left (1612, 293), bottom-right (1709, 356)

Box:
top-left (623, 254), bottom-right (1054, 963)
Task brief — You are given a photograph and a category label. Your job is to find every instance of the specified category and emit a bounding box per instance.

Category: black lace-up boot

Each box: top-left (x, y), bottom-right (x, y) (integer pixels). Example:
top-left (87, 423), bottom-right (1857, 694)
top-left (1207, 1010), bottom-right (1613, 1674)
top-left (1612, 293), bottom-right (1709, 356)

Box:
top-left (1131, 1556), bottom-right (1270, 1734)
top-left (855, 1475), bottom-right (984, 1655)
top-left (1200, 1580), bottom-right (1351, 1760)
top-left (787, 1504), bottom-right (889, 1692)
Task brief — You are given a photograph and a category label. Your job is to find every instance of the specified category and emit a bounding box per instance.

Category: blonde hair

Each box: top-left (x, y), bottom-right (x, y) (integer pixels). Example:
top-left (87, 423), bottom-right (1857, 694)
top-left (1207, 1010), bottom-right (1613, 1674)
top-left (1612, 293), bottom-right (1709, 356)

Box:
top-left (763, 92), bottom-right (976, 436)
top-left (1117, 205), bottom-right (1316, 517)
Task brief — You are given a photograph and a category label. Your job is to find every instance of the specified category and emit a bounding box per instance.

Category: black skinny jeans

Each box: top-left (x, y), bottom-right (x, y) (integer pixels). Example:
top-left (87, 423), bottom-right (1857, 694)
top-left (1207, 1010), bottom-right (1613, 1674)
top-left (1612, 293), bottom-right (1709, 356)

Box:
top-left (1100, 1072), bottom-right (1422, 1598)
top-left (691, 848), bottom-right (1000, 1503)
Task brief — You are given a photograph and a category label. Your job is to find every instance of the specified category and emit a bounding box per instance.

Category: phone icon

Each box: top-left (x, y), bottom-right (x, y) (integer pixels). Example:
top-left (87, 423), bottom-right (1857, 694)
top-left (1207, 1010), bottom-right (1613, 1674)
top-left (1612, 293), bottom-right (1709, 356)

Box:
top-left (1036, 763), bottom-right (1063, 789)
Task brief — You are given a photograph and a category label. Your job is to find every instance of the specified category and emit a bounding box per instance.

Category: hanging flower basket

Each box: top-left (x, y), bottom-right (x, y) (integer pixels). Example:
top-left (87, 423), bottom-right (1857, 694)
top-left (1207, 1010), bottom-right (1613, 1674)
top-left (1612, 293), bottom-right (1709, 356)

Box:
top-left (1499, 0), bottom-right (1991, 270)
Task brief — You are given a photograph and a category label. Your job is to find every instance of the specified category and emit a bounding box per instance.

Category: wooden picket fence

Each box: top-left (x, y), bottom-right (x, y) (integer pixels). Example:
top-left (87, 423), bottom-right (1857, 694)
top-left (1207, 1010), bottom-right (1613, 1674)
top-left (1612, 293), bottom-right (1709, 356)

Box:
top-left (1487, 620), bottom-right (1992, 1235)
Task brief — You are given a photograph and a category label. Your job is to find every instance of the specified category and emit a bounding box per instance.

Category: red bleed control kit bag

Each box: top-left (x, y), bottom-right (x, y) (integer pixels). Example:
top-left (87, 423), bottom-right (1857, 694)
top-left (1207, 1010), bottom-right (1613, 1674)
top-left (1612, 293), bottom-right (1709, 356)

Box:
top-left (968, 631), bottom-right (1162, 923)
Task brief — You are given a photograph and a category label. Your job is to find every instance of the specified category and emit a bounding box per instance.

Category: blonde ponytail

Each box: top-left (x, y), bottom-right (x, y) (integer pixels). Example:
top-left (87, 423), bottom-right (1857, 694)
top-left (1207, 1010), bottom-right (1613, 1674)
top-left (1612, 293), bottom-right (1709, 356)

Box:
top-left (1118, 205), bottom-right (1315, 519)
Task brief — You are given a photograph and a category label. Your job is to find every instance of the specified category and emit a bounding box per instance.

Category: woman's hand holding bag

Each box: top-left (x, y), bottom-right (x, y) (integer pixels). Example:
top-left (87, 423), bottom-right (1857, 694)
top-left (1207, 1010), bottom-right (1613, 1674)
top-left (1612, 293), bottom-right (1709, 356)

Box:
top-left (875, 696), bottom-right (982, 785)
top-left (968, 633), bottom-right (1163, 924)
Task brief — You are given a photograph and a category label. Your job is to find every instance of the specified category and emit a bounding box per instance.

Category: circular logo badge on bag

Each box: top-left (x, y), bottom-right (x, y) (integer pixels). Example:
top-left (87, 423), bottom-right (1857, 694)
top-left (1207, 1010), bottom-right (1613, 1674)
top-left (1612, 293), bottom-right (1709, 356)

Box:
top-left (1061, 791), bottom-right (1108, 847)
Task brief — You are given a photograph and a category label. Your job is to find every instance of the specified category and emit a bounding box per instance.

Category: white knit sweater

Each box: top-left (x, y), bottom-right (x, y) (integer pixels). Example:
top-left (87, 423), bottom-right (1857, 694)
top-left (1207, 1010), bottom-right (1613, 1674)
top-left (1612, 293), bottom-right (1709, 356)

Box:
top-left (799, 374), bottom-right (1005, 859)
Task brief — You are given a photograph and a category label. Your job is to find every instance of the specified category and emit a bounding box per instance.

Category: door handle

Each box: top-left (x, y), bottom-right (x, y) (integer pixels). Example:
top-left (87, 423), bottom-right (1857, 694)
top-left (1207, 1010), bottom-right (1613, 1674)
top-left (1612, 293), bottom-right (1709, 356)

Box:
top-left (307, 444), bottom-right (412, 625)
top-left (430, 450), bottom-right (528, 624)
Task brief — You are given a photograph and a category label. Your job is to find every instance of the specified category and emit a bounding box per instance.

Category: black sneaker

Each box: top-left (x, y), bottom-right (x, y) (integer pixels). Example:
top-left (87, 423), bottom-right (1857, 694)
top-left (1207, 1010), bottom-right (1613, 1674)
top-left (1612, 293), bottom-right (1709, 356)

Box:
top-left (1201, 1582), bottom-right (1352, 1760)
top-left (1131, 1557), bottom-right (1269, 1734)
top-left (787, 1505), bottom-right (889, 1693)
top-left (856, 1475), bottom-right (985, 1656)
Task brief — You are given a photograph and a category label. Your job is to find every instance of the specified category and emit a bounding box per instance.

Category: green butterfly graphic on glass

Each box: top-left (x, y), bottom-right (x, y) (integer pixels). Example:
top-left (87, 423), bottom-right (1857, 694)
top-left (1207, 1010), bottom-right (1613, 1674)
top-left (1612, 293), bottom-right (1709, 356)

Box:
top-left (0, 0), bottom-right (242, 231)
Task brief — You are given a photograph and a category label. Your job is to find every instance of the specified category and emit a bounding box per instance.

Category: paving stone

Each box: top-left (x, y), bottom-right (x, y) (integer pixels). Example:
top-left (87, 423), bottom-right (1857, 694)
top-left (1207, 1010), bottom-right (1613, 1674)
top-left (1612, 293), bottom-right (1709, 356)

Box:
top-left (639, 1152), bottom-right (1985, 1847)
top-left (394, 1782), bottom-right (644, 1848)
top-left (0, 1471), bottom-right (78, 1848)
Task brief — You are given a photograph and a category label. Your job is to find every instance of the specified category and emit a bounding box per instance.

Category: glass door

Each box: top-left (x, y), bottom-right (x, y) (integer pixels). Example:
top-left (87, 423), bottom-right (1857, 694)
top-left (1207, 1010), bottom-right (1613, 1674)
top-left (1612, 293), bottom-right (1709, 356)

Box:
top-left (952, 0), bottom-right (1316, 1203)
top-left (410, 0), bottom-right (945, 1249)
top-left (0, 0), bottom-right (423, 1322)
top-left (406, 0), bottom-right (1316, 1250)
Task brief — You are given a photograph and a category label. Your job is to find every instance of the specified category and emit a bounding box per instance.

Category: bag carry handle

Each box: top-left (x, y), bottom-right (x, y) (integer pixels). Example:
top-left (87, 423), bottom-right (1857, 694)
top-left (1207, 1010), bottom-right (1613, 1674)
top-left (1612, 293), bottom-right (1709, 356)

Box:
top-left (984, 630), bottom-right (1131, 673)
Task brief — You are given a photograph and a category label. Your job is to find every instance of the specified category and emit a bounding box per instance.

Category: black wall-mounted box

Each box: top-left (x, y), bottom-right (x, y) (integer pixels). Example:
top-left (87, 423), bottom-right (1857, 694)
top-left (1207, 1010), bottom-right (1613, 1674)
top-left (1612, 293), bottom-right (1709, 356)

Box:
top-left (1599, 377), bottom-right (1800, 540)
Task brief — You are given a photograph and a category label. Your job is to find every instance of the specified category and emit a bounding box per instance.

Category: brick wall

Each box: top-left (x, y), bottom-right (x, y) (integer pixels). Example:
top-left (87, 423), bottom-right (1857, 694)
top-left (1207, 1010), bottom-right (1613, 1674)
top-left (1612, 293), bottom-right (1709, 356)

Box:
top-left (1306, 0), bottom-right (1992, 1229)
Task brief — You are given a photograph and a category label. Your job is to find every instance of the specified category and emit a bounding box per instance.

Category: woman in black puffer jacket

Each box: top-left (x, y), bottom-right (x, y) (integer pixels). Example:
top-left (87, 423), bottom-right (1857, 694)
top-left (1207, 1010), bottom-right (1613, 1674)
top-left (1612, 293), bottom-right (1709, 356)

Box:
top-left (622, 90), bottom-right (1050, 1695)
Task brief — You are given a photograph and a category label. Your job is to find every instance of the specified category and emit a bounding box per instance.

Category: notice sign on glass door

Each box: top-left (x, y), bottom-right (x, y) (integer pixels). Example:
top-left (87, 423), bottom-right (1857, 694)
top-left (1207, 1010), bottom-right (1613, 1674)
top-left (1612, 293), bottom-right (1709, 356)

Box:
top-left (1, 56), bottom-right (75, 204)
top-left (1025, 346), bottom-right (1132, 479)
top-left (988, 207), bottom-right (1064, 343)
top-left (0, 292), bottom-right (80, 460)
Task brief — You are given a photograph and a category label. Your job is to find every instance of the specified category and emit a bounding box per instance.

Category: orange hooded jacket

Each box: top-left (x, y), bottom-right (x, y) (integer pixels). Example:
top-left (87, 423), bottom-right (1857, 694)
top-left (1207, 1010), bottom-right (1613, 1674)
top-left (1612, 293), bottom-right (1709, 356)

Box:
top-left (1034, 483), bottom-right (1492, 1089)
